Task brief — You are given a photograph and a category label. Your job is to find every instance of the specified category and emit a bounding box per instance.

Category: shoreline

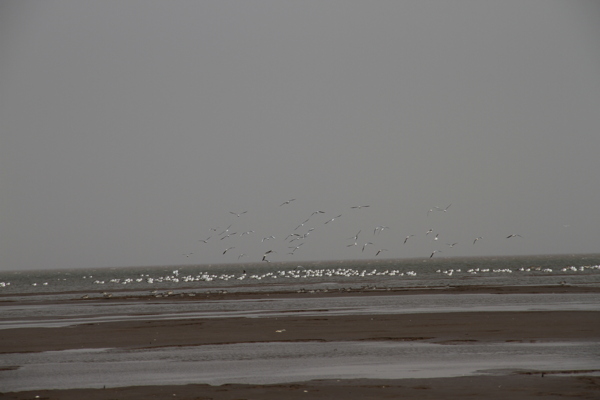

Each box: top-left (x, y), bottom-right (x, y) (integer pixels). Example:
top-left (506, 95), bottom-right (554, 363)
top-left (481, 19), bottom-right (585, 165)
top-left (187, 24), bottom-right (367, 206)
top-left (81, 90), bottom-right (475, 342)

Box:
top-left (2, 285), bottom-right (599, 399)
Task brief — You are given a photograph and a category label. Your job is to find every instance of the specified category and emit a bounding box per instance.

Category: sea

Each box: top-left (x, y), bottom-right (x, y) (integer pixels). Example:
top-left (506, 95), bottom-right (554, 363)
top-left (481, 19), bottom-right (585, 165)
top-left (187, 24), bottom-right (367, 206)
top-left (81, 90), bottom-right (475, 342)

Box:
top-left (2, 253), bottom-right (600, 301)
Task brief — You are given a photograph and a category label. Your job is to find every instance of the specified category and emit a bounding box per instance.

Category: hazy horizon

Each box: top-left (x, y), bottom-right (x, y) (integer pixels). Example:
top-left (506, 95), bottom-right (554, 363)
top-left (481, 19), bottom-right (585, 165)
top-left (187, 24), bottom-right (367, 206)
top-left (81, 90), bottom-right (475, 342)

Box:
top-left (2, 1), bottom-right (600, 271)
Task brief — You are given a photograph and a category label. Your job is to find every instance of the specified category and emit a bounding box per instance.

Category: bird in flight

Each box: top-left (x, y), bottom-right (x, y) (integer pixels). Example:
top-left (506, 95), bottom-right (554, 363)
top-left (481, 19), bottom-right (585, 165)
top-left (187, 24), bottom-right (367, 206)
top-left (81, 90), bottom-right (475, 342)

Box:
top-left (229, 211), bottom-right (248, 217)
top-left (425, 229), bottom-right (433, 236)
top-left (348, 230), bottom-right (361, 241)
top-left (223, 247), bottom-right (234, 255)
top-left (446, 242), bottom-right (458, 248)
top-left (435, 204), bottom-right (451, 212)
top-left (375, 249), bottom-right (388, 256)
top-left (351, 205), bottom-right (370, 209)
top-left (324, 215), bottom-right (342, 224)
top-left (506, 234), bottom-right (522, 239)
top-left (404, 234), bottom-right (415, 244)
top-left (199, 237), bottom-right (211, 243)
top-left (280, 199), bottom-right (296, 206)
top-left (262, 235), bottom-right (275, 242)
top-left (473, 236), bottom-right (483, 244)
top-left (374, 226), bottom-right (390, 235)
top-left (362, 242), bottom-right (374, 252)
top-left (430, 250), bottom-right (442, 258)
top-left (220, 232), bottom-right (237, 240)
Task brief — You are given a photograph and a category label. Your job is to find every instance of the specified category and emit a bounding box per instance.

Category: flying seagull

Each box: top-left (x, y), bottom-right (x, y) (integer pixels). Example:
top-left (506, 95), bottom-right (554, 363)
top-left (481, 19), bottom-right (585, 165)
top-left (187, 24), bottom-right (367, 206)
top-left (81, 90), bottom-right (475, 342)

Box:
top-left (404, 234), bottom-right (415, 244)
top-left (362, 242), bottom-right (374, 252)
top-left (375, 249), bottom-right (388, 256)
top-left (506, 234), bottom-right (522, 238)
top-left (229, 211), bottom-right (248, 217)
top-left (473, 236), bottom-right (483, 244)
top-left (435, 204), bottom-right (451, 212)
top-left (351, 205), bottom-right (370, 209)
top-left (199, 237), bottom-right (211, 243)
top-left (223, 247), bottom-right (234, 255)
top-left (430, 250), bottom-right (442, 258)
top-left (324, 215), bottom-right (342, 224)
top-left (280, 199), bottom-right (296, 206)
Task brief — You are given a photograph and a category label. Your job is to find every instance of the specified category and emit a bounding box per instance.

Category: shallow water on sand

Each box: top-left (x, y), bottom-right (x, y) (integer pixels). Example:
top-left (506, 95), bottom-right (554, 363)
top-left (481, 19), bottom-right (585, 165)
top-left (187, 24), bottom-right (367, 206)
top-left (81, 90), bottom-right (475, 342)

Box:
top-left (2, 341), bottom-right (599, 391)
top-left (2, 292), bottom-right (600, 329)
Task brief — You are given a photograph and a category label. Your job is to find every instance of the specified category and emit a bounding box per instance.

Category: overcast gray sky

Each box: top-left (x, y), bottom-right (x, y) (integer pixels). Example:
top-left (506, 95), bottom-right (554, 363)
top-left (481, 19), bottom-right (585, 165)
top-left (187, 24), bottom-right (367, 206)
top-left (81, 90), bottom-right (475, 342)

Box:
top-left (2, 1), bottom-right (600, 271)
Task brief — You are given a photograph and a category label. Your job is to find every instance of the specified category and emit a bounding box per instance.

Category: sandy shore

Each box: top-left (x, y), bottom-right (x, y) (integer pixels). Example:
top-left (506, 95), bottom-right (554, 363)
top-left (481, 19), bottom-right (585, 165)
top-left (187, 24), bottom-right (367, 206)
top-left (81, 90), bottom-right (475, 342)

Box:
top-left (2, 285), bottom-right (599, 399)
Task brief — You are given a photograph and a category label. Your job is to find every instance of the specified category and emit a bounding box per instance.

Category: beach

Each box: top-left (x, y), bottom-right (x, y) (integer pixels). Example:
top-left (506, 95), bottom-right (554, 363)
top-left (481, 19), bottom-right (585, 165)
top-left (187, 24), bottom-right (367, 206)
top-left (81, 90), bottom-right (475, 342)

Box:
top-left (2, 284), bottom-right (600, 399)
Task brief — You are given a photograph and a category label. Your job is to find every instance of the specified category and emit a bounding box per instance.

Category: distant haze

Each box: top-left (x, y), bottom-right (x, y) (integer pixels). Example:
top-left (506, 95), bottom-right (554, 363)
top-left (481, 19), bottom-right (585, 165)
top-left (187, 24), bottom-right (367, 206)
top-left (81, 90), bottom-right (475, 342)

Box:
top-left (2, 1), bottom-right (600, 271)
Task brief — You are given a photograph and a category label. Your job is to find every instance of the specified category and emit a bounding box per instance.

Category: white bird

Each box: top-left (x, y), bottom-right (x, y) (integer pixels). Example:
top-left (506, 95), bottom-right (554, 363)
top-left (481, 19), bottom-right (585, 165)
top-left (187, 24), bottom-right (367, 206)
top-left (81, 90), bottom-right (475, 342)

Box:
top-left (348, 230), bottom-right (361, 241)
top-left (240, 230), bottom-right (255, 236)
top-left (229, 211), bottom-right (248, 217)
top-left (223, 247), bottom-right (234, 255)
top-left (219, 225), bottom-right (233, 236)
top-left (311, 211), bottom-right (326, 216)
top-left (506, 234), bottom-right (522, 239)
top-left (430, 250), bottom-right (442, 258)
top-left (425, 229), bottom-right (433, 236)
top-left (375, 249), bottom-right (388, 256)
top-left (261, 236), bottom-right (275, 242)
top-left (435, 204), bottom-right (451, 212)
top-left (434, 233), bottom-right (439, 241)
top-left (238, 253), bottom-right (246, 260)
top-left (280, 199), bottom-right (296, 206)
top-left (295, 219), bottom-right (310, 230)
top-left (404, 234), bottom-right (415, 244)
top-left (220, 232), bottom-right (237, 240)
top-left (199, 237), bottom-right (211, 243)
top-left (473, 236), bottom-right (483, 244)
top-left (446, 242), bottom-right (458, 248)
top-left (362, 242), bottom-right (374, 252)
top-left (351, 205), bottom-right (370, 209)
top-left (324, 215), bottom-right (342, 224)
top-left (374, 226), bottom-right (389, 235)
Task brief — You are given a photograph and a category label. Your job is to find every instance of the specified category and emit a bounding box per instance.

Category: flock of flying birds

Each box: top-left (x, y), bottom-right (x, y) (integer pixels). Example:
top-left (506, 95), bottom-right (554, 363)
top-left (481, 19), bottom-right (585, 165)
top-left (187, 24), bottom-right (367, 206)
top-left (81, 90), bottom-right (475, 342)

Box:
top-left (183, 199), bottom-right (523, 263)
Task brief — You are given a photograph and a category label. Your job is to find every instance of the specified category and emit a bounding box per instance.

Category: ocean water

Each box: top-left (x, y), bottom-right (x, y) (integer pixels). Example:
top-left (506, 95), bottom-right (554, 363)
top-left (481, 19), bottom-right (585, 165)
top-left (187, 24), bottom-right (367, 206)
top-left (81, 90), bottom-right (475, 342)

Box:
top-left (1, 253), bottom-right (599, 300)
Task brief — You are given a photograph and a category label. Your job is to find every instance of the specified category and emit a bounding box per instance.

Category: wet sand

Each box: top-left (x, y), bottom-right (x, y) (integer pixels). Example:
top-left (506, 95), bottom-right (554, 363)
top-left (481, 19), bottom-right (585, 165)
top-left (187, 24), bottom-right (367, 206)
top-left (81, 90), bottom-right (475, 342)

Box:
top-left (2, 285), bottom-right (600, 399)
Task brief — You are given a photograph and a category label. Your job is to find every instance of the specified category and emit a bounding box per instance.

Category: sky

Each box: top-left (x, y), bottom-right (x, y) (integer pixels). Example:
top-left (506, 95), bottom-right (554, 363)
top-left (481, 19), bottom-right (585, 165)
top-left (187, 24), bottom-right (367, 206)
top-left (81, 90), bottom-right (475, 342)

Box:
top-left (2, 1), bottom-right (600, 271)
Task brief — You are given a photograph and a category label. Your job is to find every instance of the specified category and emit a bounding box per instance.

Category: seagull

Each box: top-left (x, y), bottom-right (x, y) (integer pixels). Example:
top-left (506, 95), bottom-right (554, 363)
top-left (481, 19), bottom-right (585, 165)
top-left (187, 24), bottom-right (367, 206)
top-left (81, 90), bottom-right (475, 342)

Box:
top-left (262, 250), bottom-right (276, 261)
top-left (311, 211), bottom-right (326, 216)
top-left (223, 247), bottom-right (234, 255)
top-left (219, 225), bottom-right (233, 236)
top-left (280, 199), bottom-right (296, 206)
top-left (435, 204), bottom-right (451, 212)
top-left (374, 226), bottom-right (390, 235)
top-left (240, 230), bottom-right (255, 236)
top-left (362, 242), bottom-right (374, 252)
top-left (238, 253), bottom-right (246, 260)
top-left (289, 243), bottom-right (304, 252)
top-left (404, 234), bottom-right (415, 244)
top-left (375, 249), bottom-right (388, 256)
top-left (348, 230), bottom-right (361, 241)
top-left (430, 250), bottom-right (442, 258)
top-left (446, 242), bottom-right (458, 248)
top-left (473, 236), bottom-right (483, 244)
top-left (351, 205), bottom-right (370, 209)
top-left (425, 229), bottom-right (433, 236)
top-left (220, 232), bottom-right (237, 240)
top-left (295, 219), bottom-right (310, 230)
top-left (347, 242), bottom-right (358, 247)
top-left (324, 215), bottom-right (342, 224)
top-left (434, 233), bottom-right (439, 241)
top-left (427, 208), bottom-right (435, 216)
top-left (199, 237), bottom-right (211, 243)
top-left (229, 211), bottom-right (248, 217)
top-left (506, 234), bottom-right (522, 239)
top-left (261, 235), bottom-right (275, 242)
